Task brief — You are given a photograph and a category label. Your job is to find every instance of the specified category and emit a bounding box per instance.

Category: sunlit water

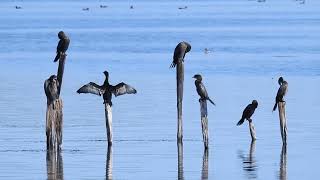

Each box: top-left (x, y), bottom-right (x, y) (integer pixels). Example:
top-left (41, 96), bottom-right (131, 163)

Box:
top-left (0, 0), bottom-right (319, 179)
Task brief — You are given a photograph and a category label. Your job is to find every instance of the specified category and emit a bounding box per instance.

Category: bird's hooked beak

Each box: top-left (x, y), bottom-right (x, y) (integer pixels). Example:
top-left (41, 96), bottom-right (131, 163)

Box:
top-left (192, 75), bottom-right (196, 79)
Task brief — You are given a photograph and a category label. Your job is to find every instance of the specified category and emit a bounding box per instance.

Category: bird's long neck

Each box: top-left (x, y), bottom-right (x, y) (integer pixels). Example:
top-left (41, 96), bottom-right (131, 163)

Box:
top-left (103, 77), bottom-right (110, 87)
top-left (195, 79), bottom-right (202, 84)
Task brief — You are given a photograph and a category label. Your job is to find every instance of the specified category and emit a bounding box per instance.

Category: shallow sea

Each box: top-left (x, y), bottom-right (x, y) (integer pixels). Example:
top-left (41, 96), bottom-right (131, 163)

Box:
top-left (0, 0), bottom-right (319, 179)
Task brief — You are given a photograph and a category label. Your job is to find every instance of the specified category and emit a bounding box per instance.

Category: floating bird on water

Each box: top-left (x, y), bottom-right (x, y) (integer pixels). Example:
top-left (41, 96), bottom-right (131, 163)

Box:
top-left (178, 6), bottom-right (188, 10)
top-left (44, 75), bottom-right (59, 105)
top-left (273, 77), bottom-right (288, 111)
top-left (193, 74), bottom-right (216, 105)
top-left (53, 31), bottom-right (70, 62)
top-left (82, 7), bottom-right (89, 11)
top-left (170, 41), bottom-right (191, 68)
top-left (15, 6), bottom-right (22, 9)
top-left (237, 100), bottom-right (258, 126)
top-left (100, 5), bottom-right (108, 8)
top-left (77, 71), bottom-right (137, 106)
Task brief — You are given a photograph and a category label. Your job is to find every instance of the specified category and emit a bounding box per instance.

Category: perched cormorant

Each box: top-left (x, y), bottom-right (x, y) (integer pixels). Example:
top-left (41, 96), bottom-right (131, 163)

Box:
top-left (237, 100), bottom-right (258, 126)
top-left (44, 75), bottom-right (59, 104)
top-left (77, 71), bottom-right (137, 106)
top-left (273, 77), bottom-right (288, 111)
top-left (193, 74), bottom-right (215, 105)
top-left (53, 31), bottom-right (70, 62)
top-left (170, 41), bottom-right (191, 68)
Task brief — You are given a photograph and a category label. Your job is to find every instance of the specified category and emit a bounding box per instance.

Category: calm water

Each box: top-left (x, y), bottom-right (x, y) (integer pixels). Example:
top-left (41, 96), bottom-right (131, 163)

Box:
top-left (0, 0), bottom-right (319, 179)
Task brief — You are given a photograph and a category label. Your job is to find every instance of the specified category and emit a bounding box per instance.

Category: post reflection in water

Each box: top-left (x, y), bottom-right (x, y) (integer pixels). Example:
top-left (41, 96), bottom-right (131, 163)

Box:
top-left (46, 150), bottom-right (64, 180)
top-left (201, 149), bottom-right (209, 180)
top-left (279, 144), bottom-right (287, 180)
top-left (238, 140), bottom-right (258, 179)
top-left (177, 142), bottom-right (184, 180)
top-left (106, 145), bottom-right (113, 180)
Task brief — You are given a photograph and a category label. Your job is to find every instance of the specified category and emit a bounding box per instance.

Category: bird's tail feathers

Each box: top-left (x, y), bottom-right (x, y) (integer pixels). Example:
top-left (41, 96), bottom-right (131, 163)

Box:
top-left (170, 62), bottom-right (176, 68)
top-left (53, 53), bottom-right (60, 62)
top-left (208, 98), bottom-right (216, 106)
top-left (237, 118), bottom-right (245, 126)
top-left (273, 102), bottom-right (278, 111)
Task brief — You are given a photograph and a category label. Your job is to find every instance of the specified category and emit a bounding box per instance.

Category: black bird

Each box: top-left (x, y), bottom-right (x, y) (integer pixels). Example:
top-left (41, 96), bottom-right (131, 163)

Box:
top-left (44, 75), bottom-right (59, 104)
top-left (53, 31), bottom-right (70, 62)
top-left (273, 77), bottom-right (288, 111)
top-left (170, 41), bottom-right (191, 68)
top-left (193, 74), bottom-right (215, 105)
top-left (77, 71), bottom-right (137, 106)
top-left (237, 100), bottom-right (258, 126)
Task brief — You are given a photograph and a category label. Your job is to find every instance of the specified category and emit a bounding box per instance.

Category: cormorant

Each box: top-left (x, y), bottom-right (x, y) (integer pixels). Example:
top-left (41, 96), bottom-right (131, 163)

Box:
top-left (53, 31), bottom-right (70, 62)
top-left (237, 100), bottom-right (258, 126)
top-left (77, 71), bottom-right (137, 106)
top-left (44, 75), bottom-right (59, 104)
top-left (170, 41), bottom-right (191, 68)
top-left (273, 77), bottom-right (288, 111)
top-left (193, 74), bottom-right (215, 105)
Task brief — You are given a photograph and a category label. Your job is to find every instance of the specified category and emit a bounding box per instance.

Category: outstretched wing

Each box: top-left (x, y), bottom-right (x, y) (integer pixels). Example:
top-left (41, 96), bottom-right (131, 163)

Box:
top-left (112, 82), bottom-right (137, 97)
top-left (77, 82), bottom-right (103, 96)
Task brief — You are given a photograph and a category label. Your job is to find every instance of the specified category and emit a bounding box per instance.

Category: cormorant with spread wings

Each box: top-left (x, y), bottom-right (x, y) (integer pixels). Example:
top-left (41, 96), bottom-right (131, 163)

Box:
top-left (77, 71), bottom-right (137, 106)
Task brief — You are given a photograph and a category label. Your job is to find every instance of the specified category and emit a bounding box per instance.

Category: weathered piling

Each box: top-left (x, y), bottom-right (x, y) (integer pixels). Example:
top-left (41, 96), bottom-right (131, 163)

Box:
top-left (201, 149), bottom-right (209, 180)
top-left (177, 142), bottom-right (184, 180)
top-left (106, 145), bottom-right (113, 180)
top-left (279, 144), bottom-right (287, 180)
top-left (248, 120), bottom-right (256, 141)
top-left (45, 54), bottom-right (66, 151)
top-left (278, 102), bottom-right (287, 144)
top-left (46, 98), bottom-right (63, 151)
top-left (176, 61), bottom-right (184, 142)
top-left (57, 54), bottom-right (66, 96)
top-left (200, 99), bottom-right (209, 149)
top-left (46, 149), bottom-right (64, 180)
top-left (105, 103), bottom-right (113, 145)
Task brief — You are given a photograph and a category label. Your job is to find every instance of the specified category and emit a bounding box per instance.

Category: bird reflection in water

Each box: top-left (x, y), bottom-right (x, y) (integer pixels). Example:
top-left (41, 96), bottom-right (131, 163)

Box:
top-left (201, 149), bottom-right (209, 180)
top-left (46, 150), bottom-right (64, 180)
top-left (177, 142), bottom-right (184, 180)
top-left (106, 145), bottom-right (113, 180)
top-left (238, 141), bottom-right (258, 179)
top-left (278, 144), bottom-right (287, 180)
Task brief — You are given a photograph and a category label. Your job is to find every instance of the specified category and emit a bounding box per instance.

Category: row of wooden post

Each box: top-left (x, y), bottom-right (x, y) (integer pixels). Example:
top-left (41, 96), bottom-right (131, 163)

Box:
top-left (174, 61), bottom-right (287, 146)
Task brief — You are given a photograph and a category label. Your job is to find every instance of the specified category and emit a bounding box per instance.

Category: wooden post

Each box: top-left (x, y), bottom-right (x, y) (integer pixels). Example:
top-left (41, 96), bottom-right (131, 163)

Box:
top-left (278, 102), bottom-right (287, 144)
top-left (177, 142), bottom-right (184, 180)
top-left (248, 120), bottom-right (256, 141)
top-left (200, 99), bottom-right (209, 149)
top-left (46, 149), bottom-right (64, 180)
top-left (105, 103), bottom-right (113, 145)
top-left (279, 144), bottom-right (287, 180)
top-left (176, 61), bottom-right (184, 142)
top-left (106, 145), bottom-right (113, 180)
top-left (46, 98), bottom-right (63, 151)
top-left (201, 149), bottom-right (209, 180)
top-left (57, 54), bottom-right (66, 96)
